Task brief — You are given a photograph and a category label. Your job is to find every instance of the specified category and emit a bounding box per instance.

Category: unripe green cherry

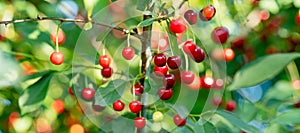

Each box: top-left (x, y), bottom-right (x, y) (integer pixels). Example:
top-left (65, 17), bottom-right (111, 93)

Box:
top-left (152, 111), bottom-right (164, 122)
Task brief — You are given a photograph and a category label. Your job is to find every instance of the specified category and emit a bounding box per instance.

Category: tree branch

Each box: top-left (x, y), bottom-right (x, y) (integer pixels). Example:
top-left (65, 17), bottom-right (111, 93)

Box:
top-left (178, 0), bottom-right (188, 9)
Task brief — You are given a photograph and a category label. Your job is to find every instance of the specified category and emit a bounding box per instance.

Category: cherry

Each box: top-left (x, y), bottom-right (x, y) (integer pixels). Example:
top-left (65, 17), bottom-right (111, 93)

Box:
top-left (99, 55), bottom-right (111, 68)
top-left (50, 52), bottom-right (64, 65)
top-left (129, 100), bottom-right (142, 113)
top-left (122, 46), bottom-right (135, 60)
top-left (201, 76), bottom-right (214, 89)
top-left (51, 99), bottom-right (64, 114)
top-left (113, 100), bottom-right (125, 111)
top-left (187, 76), bottom-right (201, 90)
top-left (154, 53), bottom-right (167, 67)
top-left (101, 67), bottom-right (113, 78)
top-left (184, 10), bottom-right (197, 25)
top-left (169, 18), bottom-right (187, 33)
top-left (154, 65), bottom-right (168, 76)
top-left (296, 13), bottom-right (300, 25)
top-left (8, 112), bottom-right (19, 125)
top-left (167, 56), bottom-right (181, 69)
top-left (50, 30), bottom-right (65, 45)
top-left (158, 88), bottom-right (173, 100)
top-left (181, 71), bottom-right (195, 84)
top-left (199, 5), bottom-right (216, 21)
top-left (260, 10), bottom-right (270, 21)
top-left (213, 79), bottom-right (224, 89)
top-left (92, 101), bottom-right (105, 112)
top-left (152, 111), bottom-right (164, 122)
top-left (224, 48), bottom-right (235, 61)
top-left (132, 84), bottom-right (144, 96)
top-left (183, 40), bottom-right (196, 55)
top-left (134, 117), bottom-right (146, 129)
top-left (81, 88), bottom-right (95, 101)
top-left (212, 97), bottom-right (222, 107)
top-left (191, 46), bottom-right (206, 63)
top-left (173, 114), bottom-right (186, 127)
top-left (68, 87), bottom-right (74, 96)
top-left (225, 100), bottom-right (237, 112)
top-left (294, 101), bottom-right (300, 108)
top-left (163, 74), bottom-right (176, 89)
top-left (211, 27), bottom-right (229, 44)
top-left (231, 37), bottom-right (245, 49)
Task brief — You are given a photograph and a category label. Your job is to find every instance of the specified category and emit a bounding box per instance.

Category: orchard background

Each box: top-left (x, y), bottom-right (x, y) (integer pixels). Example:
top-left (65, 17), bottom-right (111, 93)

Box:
top-left (1, 0), bottom-right (300, 133)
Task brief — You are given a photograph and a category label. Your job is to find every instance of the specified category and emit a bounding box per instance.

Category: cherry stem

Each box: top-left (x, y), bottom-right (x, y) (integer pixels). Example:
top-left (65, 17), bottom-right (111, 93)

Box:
top-left (286, 61), bottom-right (300, 101)
top-left (102, 40), bottom-right (106, 55)
top-left (183, 49), bottom-right (189, 71)
top-left (178, 0), bottom-right (188, 9)
top-left (55, 22), bottom-right (61, 52)
top-left (127, 33), bottom-right (131, 47)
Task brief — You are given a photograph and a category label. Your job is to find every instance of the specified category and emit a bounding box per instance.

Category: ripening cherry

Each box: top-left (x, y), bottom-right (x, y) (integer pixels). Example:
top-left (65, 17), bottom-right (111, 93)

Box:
top-left (173, 114), bottom-right (186, 127)
top-left (134, 117), bottom-right (146, 129)
top-left (213, 79), bottom-right (224, 89)
top-left (184, 10), bottom-right (198, 25)
top-left (163, 74), bottom-right (176, 89)
top-left (224, 48), bottom-right (235, 61)
top-left (122, 46), bottom-right (135, 60)
top-left (113, 100), bottom-right (125, 111)
top-left (92, 101), bottom-right (105, 112)
top-left (199, 5), bottom-right (216, 21)
top-left (158, 88), bottom-right (173, 100)
top-left (152, 111), bottom-right (164, 122)
top-left (50, 30), bottom-right (66, 45)
top-left (129, 100), bottom-right (142, 113)
top-left (101, 67), bottom-right (113, 78)
top-left (201, 76), bottom-right (214, 89)
top-left (50, 52), bottom-right (64, 65)
top-left (8, 112), bottom-right (19, 125)
top-left (99, 55), bottom-right (111, 68)
top-left (132, 84), bottom-right (144, 96)
top-left (51, 99), bottom-right (64, 114)
top-left (167, 56), bottom-right (181, 69)
top-left (225, 100), bottom-right (237, 112)
top-left (154, 65), bottom-right (168, 76)
top-left (181, 71), bottom-right (195, 84)
top-left (154, 53), bottom-right (167, 67)
top-left (170, 18), bottom-right (187, 33)
top-left (211, 27), bottom-right (229, 44)
top-left (81, 88), bottom-right (95, 101)
top-left (191, 46), bottom-right (206, 63)
top-left (183, 40), bottom-right (197, 55)
top-left (296, 13), bottom-right (300, 25)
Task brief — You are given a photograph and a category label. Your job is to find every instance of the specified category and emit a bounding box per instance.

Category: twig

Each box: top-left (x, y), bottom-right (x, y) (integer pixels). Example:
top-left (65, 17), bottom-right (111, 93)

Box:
top-left (178, 0), bottom-right (188, 9)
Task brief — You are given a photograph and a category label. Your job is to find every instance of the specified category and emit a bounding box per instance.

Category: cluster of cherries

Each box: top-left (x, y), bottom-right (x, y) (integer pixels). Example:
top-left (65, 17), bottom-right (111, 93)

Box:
top-left (184, 5), bottom-right (216, 25)
top-left (99, 55), bottom-right (113, 78)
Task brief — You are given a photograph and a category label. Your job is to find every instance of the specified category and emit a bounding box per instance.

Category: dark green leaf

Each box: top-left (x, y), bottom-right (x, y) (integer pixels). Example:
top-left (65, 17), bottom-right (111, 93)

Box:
top-left (216, 110), bottom-right (259, 133)
top-left (19, 73), bottom-right (53, 115)
top-left (22, 70), bottom-right (53, 81)
top-left (271, 109), bottom-right (300, 125)
top-left (95, 79), bottom-right (127, 106)
top-left (138, 18), bottom-right (156, 27)
top-left (229, 53), bottom-right (300, 91)
top-left (136, 0), bottom-right (151, 11)
top-left (194, 121), bottom-right (217, 133)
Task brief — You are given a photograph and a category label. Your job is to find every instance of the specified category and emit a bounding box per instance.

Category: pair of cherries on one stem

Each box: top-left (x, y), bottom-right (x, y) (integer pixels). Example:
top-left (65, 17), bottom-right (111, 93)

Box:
top-left (184, 5), bottom-right (216, 25)
top-left (99, 55), bottom-right (113, 78)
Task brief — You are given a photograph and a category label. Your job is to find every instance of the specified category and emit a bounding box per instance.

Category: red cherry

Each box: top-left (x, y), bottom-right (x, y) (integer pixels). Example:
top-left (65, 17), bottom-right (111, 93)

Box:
top-left (231, 37), bottom-right (245, 49)
top-left (99, 55), bottom-right (111, 68)
top-left (173, 114), bottom-right (186, 127)
top-left (296, 13), bottom-right (300, 25)
top-left (187, 76), bottom-right (201, 90)
top-left (163, 74), bottom-right (176, 89)
top-left (51, 99), bottom-right (64, 114)
top-left (50, 30), bottom-right (65, 45)
top-left (183, 40), bottom-right (196, 55)
top-left (184, 10), bottom-right (197, 25)
top-left (8, 112), bottom-right (19, 125)
top-left (154, 65), bottom-right (168, 76)
top-left (134, 117), bottom-right (146, 129)
top-left (211, 27), bottom-right (229, 44)
top-left (92, 101), bottom-right (105, 112)
top-left (122, 46), bottom-right (135, 60)
top-left (181, 71), bottom-right (195, 84)
top-left (167, 56), bottom-right (181, 69)
top-left (81, 88), bottom-right (95, 101)
top-left (154, 53), bottom-right (167, 67)
top-left (158, 88), bottom-right (173, 100)
top-left (191, 46), bottom-right (205, 63)
top-left (129, 100), bottom-right (142, 113)
top-left (212, 97), bottom-right (222, 107)
top-left (132, 84), bottom-right (144, 96)
top-left (199, 5), bottom-right (216, 21)
top-left (294, 101), bottom-right (300, 108)
top-left (225, 100), bottom-right (236, 111)
top-left (68, 87), bottom-right (74, 96)
top-left (101, 67), bottom-right (113, 78)
top-left (113, 100), bottom-right (125, 111)
top-left (170, 18), bottom-right (187, 33)
top-left (260, 10), bottom-right (269, 21)
top-left (224, 48), bottom-right (235, 61)
top-left (50, 52), bottom-right (64, 65)
top-left (201, 76), bottom-right (214, 89)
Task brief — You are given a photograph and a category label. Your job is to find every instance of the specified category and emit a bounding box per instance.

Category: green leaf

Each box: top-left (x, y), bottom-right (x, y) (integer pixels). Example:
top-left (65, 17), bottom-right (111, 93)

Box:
top-left (229, 53), bottom-right (300, 91)
top-left (95, 79), bottom-right (127, 106)
top-left (136, 0), bottom-right (151, 11)
top-left (83, 22), bottom-right (93, 31)
top-left (138, 18), bottom-right (156, 27)
top-left (271, 109), bottom-right (300, 125)
top-left (112, 116), bottom-right (135, 133)
top-left (19, 73), bottom-right (53, 115)
top-left (22, 70), bottom-right (53, 81)
top-left (216, 110), bottom-right (259, 133)
top-left (194, 121), bottom-right (217, 133)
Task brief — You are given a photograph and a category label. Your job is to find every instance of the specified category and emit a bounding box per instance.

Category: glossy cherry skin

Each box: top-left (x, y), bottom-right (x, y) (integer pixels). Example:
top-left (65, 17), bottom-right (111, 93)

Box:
top-left (201, 76), bottom-right (214, 89)
top-left (181, 71), bottom-right (195, 84)
top-left (211, 27), bottom-right (229, 44)
top-left (224, 48), bottom-right (235, 61)
top-left (199, 5), bottom-right (216, 21)
top-left (134, 117), bottom-right (146, 129)
top-left (154, 53), bottom-right (167, 67)
top-left (163, 74), bottom-right (176, 89)
top-left (50, 52), bottom-right (64, 65)
top-left (122, 46), bottom-right (135, 60)
top-left (158, 88), bottom-right (173, 100)
top-left (191, 46), bottom-right (206, 63)
top-left (129, 100), bottom-right (142, 113)
top-left (183, 40), bottom-right (196, 55)
top-left (225, 100), bottom-right (236, 112)
top-left (99, 55), bottom-right (111, 68)
top-left (101, 67), bottom-right (113, 78)
top-left (173, 114), bottom-right (186, 127)
top-left (169, 18), bottom-right (187, 33)
top-left (113, 100), bottom-right (125, 111)
top-left (92, 101), bottom-right (105, 112)
top-left (132, 84), bottom-right (144, 96)
top-left (184, 10), bottom-right (198, 25)
top-left (81, 88), bottom-right (95, 101)
top-left (167, 56), bottom-right (181, 69)
top-left (152, 111), bottom-right (164, 122)
top-left (154, 65), bottom-right (168, 76)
